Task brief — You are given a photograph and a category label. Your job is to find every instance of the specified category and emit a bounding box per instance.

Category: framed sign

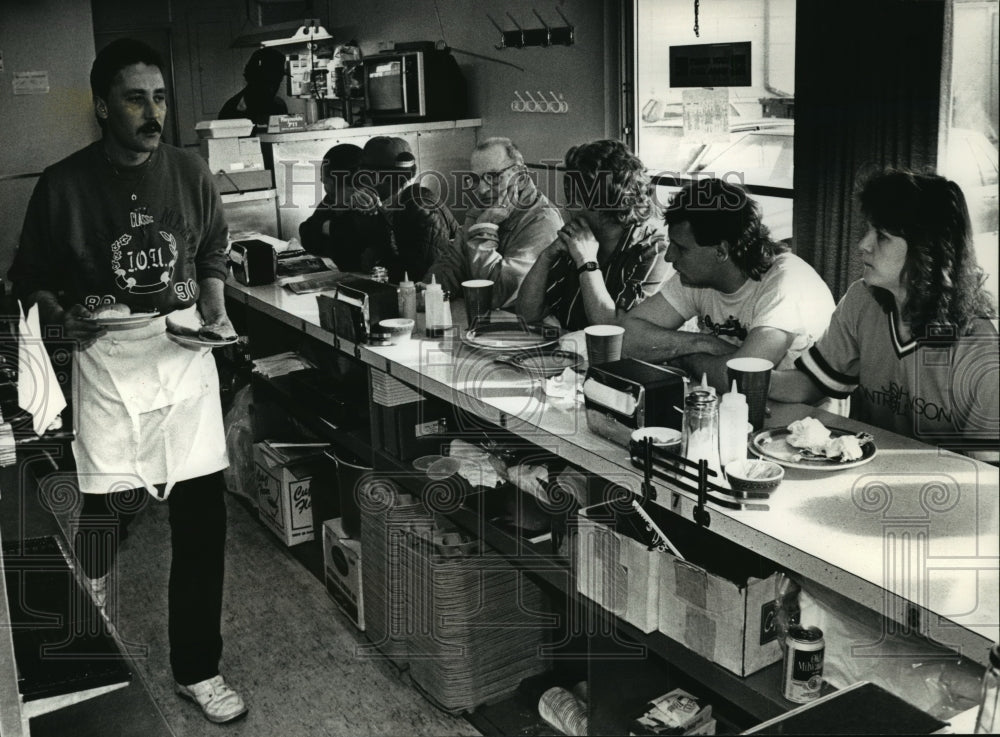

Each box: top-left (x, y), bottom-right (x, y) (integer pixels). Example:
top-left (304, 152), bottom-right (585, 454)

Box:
top-left (670, 42), bottom-right (751, 88)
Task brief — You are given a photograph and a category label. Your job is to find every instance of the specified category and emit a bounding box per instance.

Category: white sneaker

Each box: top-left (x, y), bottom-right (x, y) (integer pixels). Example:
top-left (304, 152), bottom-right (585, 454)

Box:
top-left (85, 573), bottom-right (108, 610)
top-left (176, 675), bottom-right (248, 724)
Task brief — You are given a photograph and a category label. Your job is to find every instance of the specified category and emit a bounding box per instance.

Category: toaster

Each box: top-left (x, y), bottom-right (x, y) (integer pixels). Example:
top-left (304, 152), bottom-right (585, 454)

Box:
top-left (229, 239), bottom-right (276, 286)
top-left (583, 358), bottom-right (687, 447)
top-left (320, 276), bottom-right (399, 346)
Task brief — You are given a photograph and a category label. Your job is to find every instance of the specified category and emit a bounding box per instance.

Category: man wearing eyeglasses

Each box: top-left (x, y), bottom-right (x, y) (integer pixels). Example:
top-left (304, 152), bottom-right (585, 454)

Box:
top-left (423, 137), bottom-right (563, 308)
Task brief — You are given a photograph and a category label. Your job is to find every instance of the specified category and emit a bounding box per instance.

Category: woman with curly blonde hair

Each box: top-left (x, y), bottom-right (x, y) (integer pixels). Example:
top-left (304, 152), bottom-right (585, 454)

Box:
top-left (771, 169), bottom-right (998, 455)
top-left (516, 139), bottom-right (672, 330)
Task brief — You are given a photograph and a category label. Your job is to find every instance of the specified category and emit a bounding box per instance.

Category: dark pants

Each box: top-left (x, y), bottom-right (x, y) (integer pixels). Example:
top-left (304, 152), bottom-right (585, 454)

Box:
top-left (74, 471), bottom-right (228, 686)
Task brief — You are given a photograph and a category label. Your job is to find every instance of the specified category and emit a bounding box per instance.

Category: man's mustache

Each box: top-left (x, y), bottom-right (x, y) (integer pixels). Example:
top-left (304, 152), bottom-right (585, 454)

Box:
top-left (138, 122), bottom-right (162, 135)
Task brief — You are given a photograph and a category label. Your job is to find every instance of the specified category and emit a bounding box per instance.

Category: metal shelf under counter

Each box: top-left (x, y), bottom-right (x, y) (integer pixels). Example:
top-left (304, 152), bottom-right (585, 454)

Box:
top-left (224, 277), bottom-right (999, 668)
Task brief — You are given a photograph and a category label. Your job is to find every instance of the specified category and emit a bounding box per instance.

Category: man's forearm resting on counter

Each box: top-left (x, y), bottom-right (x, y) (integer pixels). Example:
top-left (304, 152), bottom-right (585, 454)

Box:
top-left (621, 315), bottom-right (734, 364)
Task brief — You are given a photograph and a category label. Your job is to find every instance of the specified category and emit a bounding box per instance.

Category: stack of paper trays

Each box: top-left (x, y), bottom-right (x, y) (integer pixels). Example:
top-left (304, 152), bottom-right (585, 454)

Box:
top-left (403, 531), bottom-right (549, 714)
top-left (359, 487), bottom-right (433, 668)
top-left (371, 369), bottom-right (423, 407)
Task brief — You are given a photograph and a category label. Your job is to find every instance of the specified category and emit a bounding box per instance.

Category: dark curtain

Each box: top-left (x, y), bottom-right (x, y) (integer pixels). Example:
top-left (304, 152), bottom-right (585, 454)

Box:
top-left (793, 0), bottom-right (945, 300)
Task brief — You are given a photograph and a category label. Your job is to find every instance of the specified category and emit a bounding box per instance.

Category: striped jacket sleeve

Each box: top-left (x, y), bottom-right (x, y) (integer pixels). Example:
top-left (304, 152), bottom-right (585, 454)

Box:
top-left (793, 283), bottom-right (863, 398)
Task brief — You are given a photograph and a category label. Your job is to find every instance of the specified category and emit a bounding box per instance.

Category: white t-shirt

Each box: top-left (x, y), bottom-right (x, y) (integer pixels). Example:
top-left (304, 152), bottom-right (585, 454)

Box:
top-left (660, 252), bottom-right (835, 369)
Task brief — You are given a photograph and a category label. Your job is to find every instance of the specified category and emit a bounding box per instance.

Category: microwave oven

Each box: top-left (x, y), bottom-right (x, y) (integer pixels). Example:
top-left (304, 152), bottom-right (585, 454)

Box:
top-left (359, 48), bottom-right (466, 123)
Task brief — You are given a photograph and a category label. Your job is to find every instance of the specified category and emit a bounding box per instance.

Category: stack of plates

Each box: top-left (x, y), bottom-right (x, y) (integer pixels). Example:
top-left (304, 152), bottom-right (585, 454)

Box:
top-left (371, 369), bottom-right (423, 407)
top-left (403, 533), bottom-right (549, 714)
top-left (0, 421), bottom-right (15, 467)
top-left (359, 484), bottom-right (433, 667)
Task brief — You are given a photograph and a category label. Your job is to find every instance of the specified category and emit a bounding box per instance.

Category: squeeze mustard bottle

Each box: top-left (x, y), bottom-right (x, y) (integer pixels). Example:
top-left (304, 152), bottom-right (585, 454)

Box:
top-left (397, 272), bottom-right (417, 321)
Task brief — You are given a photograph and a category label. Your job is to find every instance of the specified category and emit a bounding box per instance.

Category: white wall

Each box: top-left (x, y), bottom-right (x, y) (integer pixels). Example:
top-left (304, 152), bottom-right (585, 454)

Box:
top-left (0, 0), bottom-right (98, 282)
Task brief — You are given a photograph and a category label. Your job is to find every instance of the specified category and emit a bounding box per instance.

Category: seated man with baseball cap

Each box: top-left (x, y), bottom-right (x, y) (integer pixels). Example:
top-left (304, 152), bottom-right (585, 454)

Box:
top-left (349, 136), bottom-right (458, 282)
top-left (299, 143), bottom-right (367, 271)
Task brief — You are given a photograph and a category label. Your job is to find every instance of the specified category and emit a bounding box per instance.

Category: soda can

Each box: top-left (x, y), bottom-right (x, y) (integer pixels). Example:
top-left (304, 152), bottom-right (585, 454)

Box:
top-left (783, 625), bottom-right (825, 703)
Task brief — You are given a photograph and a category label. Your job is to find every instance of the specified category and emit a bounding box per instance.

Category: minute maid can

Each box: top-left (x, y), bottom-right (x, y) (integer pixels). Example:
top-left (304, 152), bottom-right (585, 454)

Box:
top-left (783, 625), bottom-right (825, 703)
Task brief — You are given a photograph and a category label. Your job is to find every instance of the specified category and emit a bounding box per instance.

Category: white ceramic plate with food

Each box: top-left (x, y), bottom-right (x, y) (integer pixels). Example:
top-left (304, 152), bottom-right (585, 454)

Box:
top-left (84, 311), bottom-right (159, 327)
top-left (750, 426), bottom-right (877, 471)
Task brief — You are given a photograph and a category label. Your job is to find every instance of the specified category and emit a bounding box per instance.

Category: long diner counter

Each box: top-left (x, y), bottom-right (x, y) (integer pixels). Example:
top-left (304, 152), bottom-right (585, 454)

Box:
top-left (226, 277), bottom-right (1000, 667)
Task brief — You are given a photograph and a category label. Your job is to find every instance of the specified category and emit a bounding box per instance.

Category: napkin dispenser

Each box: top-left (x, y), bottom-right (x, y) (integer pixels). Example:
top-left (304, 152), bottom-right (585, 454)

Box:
top-left (583, 358), bottom-right (686, 447)
top-left (327, 277), bottom-right (399, 345)
top-left (229, 239), bottom-right (276, 286)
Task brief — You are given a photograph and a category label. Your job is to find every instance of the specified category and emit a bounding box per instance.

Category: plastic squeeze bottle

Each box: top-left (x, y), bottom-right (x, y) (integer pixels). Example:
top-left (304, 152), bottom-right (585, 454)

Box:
top-left (397, 272), bottom-right (417, 321)
top-left (719, 380), bottom-right (749, 467)
top-left (424, 275), bottom-right (444, 337)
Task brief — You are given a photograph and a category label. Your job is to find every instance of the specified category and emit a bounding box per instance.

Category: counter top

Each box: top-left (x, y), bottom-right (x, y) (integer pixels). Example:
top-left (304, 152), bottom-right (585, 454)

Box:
top-left (258, 118), bottom-right (482, 143)
top-left (226, 277), bottom-right (1000, 665)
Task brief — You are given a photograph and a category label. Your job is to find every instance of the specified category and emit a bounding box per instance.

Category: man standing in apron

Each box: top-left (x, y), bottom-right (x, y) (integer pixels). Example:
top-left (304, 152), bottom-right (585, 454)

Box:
top-left (8, 39), bottom-right (246, 724)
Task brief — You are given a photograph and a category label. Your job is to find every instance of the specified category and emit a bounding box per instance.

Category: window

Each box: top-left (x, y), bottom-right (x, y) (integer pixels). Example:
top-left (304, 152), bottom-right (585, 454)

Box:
top-left (633, 0), bottom-right (796, 239)
top-left (939, 0), bottom-right (999, 304)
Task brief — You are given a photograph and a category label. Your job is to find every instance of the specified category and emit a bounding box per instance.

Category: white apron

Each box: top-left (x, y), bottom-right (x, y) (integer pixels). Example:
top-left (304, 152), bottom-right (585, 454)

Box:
top-left (72, 313), bottom-right (228, 499)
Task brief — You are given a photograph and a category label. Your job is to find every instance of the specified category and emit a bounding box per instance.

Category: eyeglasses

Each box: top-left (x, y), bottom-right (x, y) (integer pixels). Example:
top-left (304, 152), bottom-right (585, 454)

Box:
top-left (468, 163), bottom-right (518, 188)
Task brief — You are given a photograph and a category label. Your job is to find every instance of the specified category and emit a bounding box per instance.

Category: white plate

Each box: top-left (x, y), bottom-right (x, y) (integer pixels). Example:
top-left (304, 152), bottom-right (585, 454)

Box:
top-left (750, 426), bottom-right (877, 471)
top-left (84, 311), bottom-right (159, 327)
top-left (461, 322), bottom-right (560, 352)
top-left (167, 332), bottom-right (239, 349)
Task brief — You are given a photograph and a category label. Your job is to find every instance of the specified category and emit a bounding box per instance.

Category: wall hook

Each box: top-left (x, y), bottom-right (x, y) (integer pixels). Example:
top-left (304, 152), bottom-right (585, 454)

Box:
top-left (488, 7), bottom-right (575, 50)
top-left (510, 89), bottom-right (569, 114)
top-left (532, 9), bottom-right (551, 46)
top-left (506, 12), bottom-right (526, 48)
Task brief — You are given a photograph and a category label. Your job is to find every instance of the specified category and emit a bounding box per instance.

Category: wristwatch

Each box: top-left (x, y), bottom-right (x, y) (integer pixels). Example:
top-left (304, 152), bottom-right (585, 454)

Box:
top-left (577, 261), bottom-right (599, 274)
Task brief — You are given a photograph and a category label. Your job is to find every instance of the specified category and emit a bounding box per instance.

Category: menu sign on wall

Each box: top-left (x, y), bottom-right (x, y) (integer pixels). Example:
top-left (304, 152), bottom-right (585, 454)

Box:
top-left (670, 42), bottom-right (751, 88)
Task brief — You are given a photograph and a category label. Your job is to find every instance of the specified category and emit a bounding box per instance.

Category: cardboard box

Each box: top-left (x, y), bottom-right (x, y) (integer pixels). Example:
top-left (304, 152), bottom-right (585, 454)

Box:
top-left (254, 442), bottom-right (322, 545)
top-left (658, 551), bottom-right (780, 676)
top-left (199, 136), bottom-right (264, 173)
top-left (323, 518), bottom-right (364, 630)
top-left (575, 501), bottom-right (661, 633)
top-left (576, 499), bottom-right (781, 675)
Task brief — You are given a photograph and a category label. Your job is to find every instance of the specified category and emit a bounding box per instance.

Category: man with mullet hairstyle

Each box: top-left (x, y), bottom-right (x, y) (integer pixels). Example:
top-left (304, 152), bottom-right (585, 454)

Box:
top-left (621, 178), bottom-right (835, 393)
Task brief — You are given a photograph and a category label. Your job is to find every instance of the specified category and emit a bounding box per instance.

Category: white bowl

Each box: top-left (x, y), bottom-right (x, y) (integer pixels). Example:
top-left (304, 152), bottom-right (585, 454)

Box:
top-left (379, 318), bottom-right (415, 345)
